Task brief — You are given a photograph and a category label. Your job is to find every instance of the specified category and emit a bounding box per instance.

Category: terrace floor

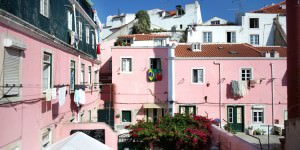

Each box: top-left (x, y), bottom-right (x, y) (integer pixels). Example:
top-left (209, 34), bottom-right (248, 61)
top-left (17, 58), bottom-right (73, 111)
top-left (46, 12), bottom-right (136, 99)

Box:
top-left (235, 132), bottom-right (283, 150)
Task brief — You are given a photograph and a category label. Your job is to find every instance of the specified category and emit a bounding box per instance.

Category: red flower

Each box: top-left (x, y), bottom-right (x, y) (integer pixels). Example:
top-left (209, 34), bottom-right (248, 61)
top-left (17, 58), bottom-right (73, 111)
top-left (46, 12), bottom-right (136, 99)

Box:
top-left (193, 137), bottom-right (198, 144)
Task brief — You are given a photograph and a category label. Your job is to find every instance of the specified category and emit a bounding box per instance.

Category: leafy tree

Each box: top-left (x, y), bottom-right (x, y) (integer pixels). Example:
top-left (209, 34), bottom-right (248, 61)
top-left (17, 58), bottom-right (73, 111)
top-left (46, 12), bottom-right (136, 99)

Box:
top-left (132, 10), bottom-right (151, 34)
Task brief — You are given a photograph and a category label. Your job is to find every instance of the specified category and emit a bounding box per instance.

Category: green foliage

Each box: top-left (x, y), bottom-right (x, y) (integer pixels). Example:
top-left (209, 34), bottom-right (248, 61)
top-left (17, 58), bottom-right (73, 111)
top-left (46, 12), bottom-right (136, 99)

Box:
top-left (132, 10), bottom-right (151, 34)
top-left (179, 29), bottom-right (187, 43)
top-left (224, 124), bottom-right (236, 134)
top-left (126, 114), bottom-right (215, 150)
top-left (253, 128), bottom-right (266, 135)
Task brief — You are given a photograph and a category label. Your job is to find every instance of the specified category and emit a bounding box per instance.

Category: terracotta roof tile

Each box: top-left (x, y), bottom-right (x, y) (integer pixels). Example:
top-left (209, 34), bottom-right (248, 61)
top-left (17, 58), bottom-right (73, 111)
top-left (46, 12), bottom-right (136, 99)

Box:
top-left (255, 46), bottom-right (287, 57)
top-left (118, 34), bottom-right (170, 41)
top-left (252, 1), bottom-right (286, 15)
top-left (175, 44), bottom-right (262, 57)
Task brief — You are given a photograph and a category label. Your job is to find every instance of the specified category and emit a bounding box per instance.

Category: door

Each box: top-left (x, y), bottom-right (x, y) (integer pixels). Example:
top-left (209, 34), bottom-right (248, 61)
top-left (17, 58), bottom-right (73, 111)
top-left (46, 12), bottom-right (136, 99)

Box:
top-left (227, 106), bottom-right (244, 132)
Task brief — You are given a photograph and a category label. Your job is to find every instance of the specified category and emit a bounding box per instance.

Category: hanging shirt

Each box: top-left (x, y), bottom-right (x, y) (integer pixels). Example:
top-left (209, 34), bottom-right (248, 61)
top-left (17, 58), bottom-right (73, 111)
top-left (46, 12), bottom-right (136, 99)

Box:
top-left (79, 89), bottom-right (86, 105)
top-left (59, 87), bottom-right (66, 107)
top-left (74, 89), bottom-right (80, 107)
top-left (46, 89), bottom-right (52, 101)
top-left (51, 88), bottom-right (57, 100)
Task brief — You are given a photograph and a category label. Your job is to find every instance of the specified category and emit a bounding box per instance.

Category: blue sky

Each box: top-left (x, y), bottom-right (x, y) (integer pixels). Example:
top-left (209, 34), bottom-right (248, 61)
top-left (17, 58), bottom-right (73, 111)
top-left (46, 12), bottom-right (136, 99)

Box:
top-left (94, 0), bottom-right (282, 24)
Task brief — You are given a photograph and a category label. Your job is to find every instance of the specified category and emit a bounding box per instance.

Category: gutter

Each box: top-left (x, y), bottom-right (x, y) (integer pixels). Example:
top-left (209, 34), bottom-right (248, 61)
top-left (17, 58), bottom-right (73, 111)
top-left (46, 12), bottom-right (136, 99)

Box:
top-left (214, 61), bottom-right (222, 128)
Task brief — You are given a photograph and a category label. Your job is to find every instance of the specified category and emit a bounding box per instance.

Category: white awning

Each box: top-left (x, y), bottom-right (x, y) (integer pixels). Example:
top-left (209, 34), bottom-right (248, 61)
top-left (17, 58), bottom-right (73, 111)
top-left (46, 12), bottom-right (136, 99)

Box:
top-left (143, 103), bottom-right (166, 109)
top-left (46, 132), bottom-right (112, 150)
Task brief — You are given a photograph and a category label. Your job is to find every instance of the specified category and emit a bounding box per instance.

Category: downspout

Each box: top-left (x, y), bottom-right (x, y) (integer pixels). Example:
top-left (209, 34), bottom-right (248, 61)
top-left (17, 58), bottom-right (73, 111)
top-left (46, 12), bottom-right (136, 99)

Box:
top-left (270, 63), bottom-right (274, 129)
top-left (168, 44), bottom-right (176, 116)
top-left (214, 61), bottom-right (222, 128)
top-left (73, 4), bottom-right (77, 33)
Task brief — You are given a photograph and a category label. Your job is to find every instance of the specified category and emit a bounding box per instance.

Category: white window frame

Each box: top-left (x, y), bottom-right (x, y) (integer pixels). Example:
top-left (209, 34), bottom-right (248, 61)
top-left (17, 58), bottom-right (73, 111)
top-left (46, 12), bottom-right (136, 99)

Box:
top-left (154, 38), bottom-right (165, 47)
top-left (67, 10), bottom-right (73, 30)
top-left (252, 108), bottom-right (264, 124)
top-left (42, 52), bottom-right (52, 93)
top-left (250, 34), bottom-right (259, 45)
top-left (91, 33), bottom-right (95, 49)
top-left (149, 57), bottom-right (162, 70)
top-left (120, 57), bottom-right (132, 73)
top-left (191, 67), bottom-right (205, 84)
top-left (227, 31), bottom-right (236, 43)
top-left (70, 60), bottom-right (76, 91)
top-left (284, 109), bottom-right (288, 121)
top-left (81, 63), bottom-right (85, 84)
top-left (78, 20), bottom-right (82, 41)
top-left (88, 66), bottom-right (92, 85)
top-left (179, 105), bottom-right (197, 116)
top-left (40, 0), bottom-right (49, 17)
top-left (203, 32), bottom-right (212, 43)
top-left (228, 107), bottom-right (234, 123)
top-left (249, 18), bottom-right (259, 29)
top-left (86, 26), bottom-right (90, 44)
top-left (240, 67), bottom-right (253, 81)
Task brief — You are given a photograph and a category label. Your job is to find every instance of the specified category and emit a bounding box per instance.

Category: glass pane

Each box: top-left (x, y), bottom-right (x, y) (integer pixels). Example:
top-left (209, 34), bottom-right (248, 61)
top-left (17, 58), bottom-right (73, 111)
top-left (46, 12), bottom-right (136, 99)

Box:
top-left (122, 111), bottom-right (131, 122)
top-left (193, 70), bottom-right (198, 83)
top-left (237, 107), bottom-right (242, 123)
top-left (43, 64), bottom-right (50, 91)
top-left (43, 53), bottom-right (51, 62)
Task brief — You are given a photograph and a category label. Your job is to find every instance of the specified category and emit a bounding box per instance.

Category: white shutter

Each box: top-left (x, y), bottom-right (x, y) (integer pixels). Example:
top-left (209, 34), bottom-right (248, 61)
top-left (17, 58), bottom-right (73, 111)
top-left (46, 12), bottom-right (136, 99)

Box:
top-left (3, 48), bottom-right (21, 96)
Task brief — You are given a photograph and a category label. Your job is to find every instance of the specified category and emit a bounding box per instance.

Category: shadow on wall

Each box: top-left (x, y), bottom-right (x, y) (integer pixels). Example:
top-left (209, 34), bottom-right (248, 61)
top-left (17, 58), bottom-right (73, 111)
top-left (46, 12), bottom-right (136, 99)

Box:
top-left (282, 71), bottom-right (287, 86)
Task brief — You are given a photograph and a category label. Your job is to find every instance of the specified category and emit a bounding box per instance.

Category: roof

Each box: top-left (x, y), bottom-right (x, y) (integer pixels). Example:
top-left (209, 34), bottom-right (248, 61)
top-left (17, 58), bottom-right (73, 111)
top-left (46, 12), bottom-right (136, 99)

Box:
top-left (175, 43), bottom-right (287, 57)
top-left (255, 46), bottom-right (287, 57)
top-left (118, 34), bottom-right (170, 41)
top-left (252, 1), bottom-right (286, 15)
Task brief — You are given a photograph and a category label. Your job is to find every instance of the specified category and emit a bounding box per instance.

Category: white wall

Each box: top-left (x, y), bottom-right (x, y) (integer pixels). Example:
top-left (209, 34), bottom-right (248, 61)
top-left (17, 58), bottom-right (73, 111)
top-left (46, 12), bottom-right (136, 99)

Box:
top-left (203, 17), bottom-right (228, 25)
top-left (187, 25), bottom-right (242, 43)
top-left (188, 13), bottom-right (286, 46)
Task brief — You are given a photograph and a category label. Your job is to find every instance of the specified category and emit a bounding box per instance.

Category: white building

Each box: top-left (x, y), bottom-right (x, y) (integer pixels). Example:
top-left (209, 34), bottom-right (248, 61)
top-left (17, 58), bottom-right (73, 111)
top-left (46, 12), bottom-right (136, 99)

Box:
top-left (102, 1), bottom-right (202, 40)
top-left (187, 1), bottom-right (287, 46)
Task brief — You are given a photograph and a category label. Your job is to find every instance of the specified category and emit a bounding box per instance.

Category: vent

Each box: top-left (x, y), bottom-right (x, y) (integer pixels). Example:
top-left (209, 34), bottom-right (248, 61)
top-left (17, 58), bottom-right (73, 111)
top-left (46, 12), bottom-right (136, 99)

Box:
top-left (228, 50), bottom-right (239, 54)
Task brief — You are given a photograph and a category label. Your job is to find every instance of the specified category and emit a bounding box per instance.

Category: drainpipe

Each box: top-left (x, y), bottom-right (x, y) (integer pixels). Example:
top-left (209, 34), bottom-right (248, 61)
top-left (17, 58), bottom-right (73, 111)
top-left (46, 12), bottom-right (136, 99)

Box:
top-left (270, 63), bottom-right (274, 129)
top-left (168, 44), bottom-right (176, 116)
top-left (214, 61), bottom-right (222, 128)
top-left (73, 4), bottom-right (77, 33)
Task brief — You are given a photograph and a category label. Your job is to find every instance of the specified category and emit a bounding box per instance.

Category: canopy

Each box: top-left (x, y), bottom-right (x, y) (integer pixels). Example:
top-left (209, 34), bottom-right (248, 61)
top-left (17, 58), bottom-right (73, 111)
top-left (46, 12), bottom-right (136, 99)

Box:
top-left (46, 132), bottom-right (112, 150)
top-left (143, 103), bottom-right (166, 109)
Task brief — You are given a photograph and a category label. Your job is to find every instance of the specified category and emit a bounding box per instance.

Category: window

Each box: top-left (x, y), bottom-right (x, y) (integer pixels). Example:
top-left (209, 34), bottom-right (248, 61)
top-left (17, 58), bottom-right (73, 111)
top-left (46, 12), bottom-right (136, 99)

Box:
top-left (121, 58), bottom-right (132, 72)
top-left (2, 48), bottom-right (21, 97)
top-left (43, 52), bottom-right (52, 92)
top-left (81, 64), bottom-right (85, 84)
top-left (40, 0), bottom-right (49, 17)
top-left (94, 71), bottom-right (99, 90)
top-left (250, 34), bottom-right (259, 45)
top-left (284, 110), bottom-right (288, 121)
top-left (252, 108), bottom-right (264, 123)
top-left (150, 58), bottom-right (161, 70)
top-left (88, 110), bottom-right (92, 122)
top-left (67, 10), bottom-right (73, 30)
top-left (78, 20), bottom-right (82, 41)
top-left (88, 66), bottom-right (92, 85)
top-left (227, 32), bottom-right (236, 43)
top-left (192, 68), bottom-right (204, 83)
top-left (211, 20), bottom-right (220, 25)
top-left (203, 32), bottom-right (212, 43)
top-left (70, 60), bottom-right (76, 91)
top-left (241, 68), bottom-right (252, 81)
top-left (154, 39), bottom-right (165, 46)
top-left (41, 128), bottom-right (52, 149)
top-left (249, 18), bottom-right (259, 28)
top-left (179, 106), bottom-right (196, 116)
top-left (180, 24), bottom-right (183, 29)
top-left (91, 33), bottom-right (95, 49)
top-left (122, 111), bottom-right (131, 122)
top-left (86, 26), bottom-right (90, 44)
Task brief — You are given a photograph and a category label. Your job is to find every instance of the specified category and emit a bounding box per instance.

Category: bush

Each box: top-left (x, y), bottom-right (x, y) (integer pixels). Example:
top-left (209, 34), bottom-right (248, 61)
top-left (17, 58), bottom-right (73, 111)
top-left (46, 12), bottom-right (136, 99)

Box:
top-left (126, 114), bottom-right (215, 150)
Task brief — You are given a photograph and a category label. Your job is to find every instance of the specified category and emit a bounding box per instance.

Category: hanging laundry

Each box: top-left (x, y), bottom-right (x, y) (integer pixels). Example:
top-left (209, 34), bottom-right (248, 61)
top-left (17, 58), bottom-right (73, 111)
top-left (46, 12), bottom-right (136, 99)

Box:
top-left (238, 81), bottom-right (248, 97)
top-left (231, 80), bottom-right (239, 97)
top-left (51, 88), bottom-right (57, 100)
top-left (79, 89), bottom-right (86, 105)
top-left (74, 89), bottom-right (80, 107)
top-left (46, 89), bottom-right (52, 101)
top-left (59, 87), bottom-right (66, 107)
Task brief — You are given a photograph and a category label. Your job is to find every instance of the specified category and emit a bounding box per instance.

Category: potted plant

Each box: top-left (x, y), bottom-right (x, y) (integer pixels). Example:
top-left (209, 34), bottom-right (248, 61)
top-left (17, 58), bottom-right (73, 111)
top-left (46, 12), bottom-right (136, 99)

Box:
top-left (247, 126), bottom-right (253, 135)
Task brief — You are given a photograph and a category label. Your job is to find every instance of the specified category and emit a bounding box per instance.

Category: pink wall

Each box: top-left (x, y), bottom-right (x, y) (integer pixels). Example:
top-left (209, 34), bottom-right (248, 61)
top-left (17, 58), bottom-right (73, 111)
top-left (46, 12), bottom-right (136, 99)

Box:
top-left (100, 40), bottom-right (115, 74)
top-left (56, 122), bottom-right (118, 150)
top-left (112, 47), bottom-right (169, 124)
top-left (0, 24), bottom-right (104, 149)
top-left (211, 125), bottom-right (258, 150)
top-left (174, 59), bottom-right (287, 127)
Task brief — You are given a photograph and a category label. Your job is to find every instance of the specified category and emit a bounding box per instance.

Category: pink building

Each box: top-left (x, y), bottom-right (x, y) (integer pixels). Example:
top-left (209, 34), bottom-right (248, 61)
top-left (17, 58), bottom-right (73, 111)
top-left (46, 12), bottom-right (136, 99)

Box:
top-left (111, 34), bottom-right (287, 134)
top-left (0, 0), bottom-right (117, 149)
top-left (111, 34), bottom-right (170, 131)
top-left (172, 44), bottom-right (287, 132)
